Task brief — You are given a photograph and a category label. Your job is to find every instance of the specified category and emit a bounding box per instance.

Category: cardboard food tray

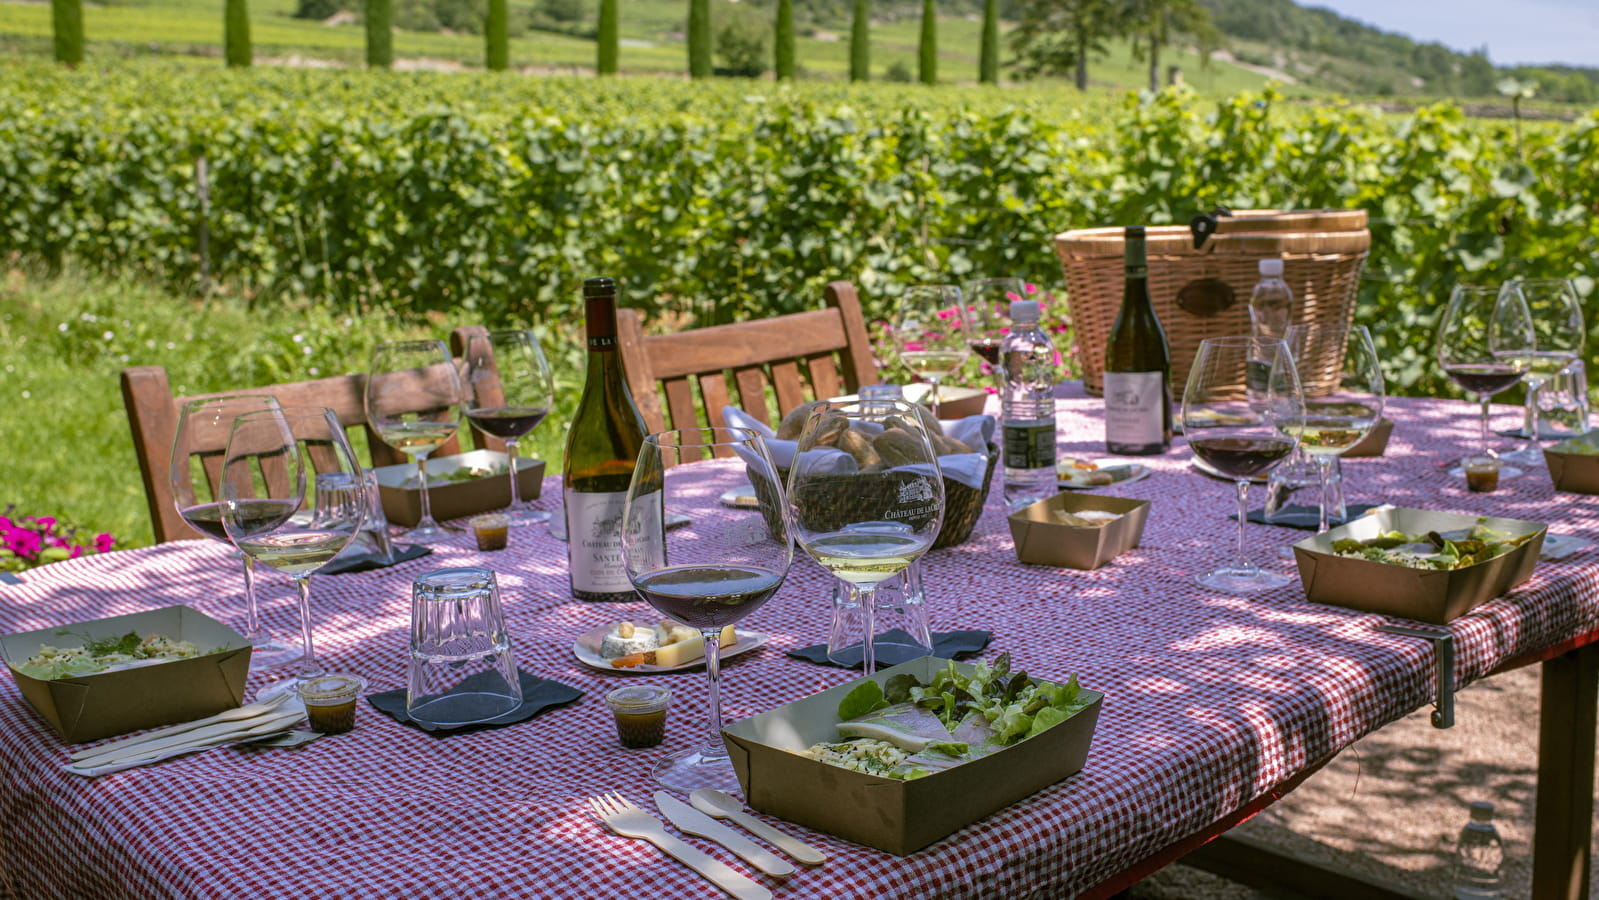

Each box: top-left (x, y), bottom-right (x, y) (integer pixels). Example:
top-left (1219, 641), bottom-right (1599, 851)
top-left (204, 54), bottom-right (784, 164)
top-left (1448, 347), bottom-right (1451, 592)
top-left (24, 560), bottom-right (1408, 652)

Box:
top-left (0, 605), bottom-right (250, 743)
top-left (375, 449), bottom-right (546, 526)
top-left (1342, 417), bottom-right (1394, 458)
top-left (1008, 493), bottom-right (1151, 570)
top-left (1290, 507), bottom-right (1545, 625)
top-left (1544, 433), bottom-right (1599, 494)
top-left (722, 656), bottom-right (1103, 856)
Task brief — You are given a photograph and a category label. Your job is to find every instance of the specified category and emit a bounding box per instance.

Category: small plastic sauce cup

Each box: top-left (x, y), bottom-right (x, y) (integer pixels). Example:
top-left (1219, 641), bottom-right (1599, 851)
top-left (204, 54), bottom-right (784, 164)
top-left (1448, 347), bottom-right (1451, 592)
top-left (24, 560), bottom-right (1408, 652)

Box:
top-left (296, 674), bottom-right (367, 734)
top-left (471, 514), bottom-right (510, 551)
top-left (1464, 456), bottom-right (1501, 493)
top-left (605, 685), bottom-right (671, 749)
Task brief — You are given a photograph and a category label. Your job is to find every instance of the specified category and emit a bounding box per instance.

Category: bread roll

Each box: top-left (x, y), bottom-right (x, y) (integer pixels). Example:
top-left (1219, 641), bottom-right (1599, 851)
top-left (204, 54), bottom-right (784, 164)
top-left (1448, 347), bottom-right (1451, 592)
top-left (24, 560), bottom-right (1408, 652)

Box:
top-left (872, 428), bottom-right (928, 467)
top-left (838, 427), bottom-right (882, 469)
top-left (775, 400), bottom-right (825, 441)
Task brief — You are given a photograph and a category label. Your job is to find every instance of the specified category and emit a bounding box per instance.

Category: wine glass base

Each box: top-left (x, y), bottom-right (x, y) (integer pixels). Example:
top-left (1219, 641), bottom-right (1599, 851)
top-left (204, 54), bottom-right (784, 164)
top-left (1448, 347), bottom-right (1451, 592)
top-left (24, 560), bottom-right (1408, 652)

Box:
top-left (1196, 568), bottom-right (1294, 593)
top-left (392, 522), bottom-right (459, 545)
top-left (1498, 446), bottom-right (1545, 465)
top-left (506, 507), bottom-right (551, 526)
top-left (244, 637), bottom-right (303, 672)
top-left (651, 745), bottom-right (744, 795)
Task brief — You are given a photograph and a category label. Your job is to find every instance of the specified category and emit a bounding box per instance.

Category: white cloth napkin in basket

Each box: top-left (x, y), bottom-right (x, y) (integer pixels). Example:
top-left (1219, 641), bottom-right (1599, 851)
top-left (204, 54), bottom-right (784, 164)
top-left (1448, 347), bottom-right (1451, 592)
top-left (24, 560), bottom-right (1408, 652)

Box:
top-left (721, 406), bottom-right (995, 490)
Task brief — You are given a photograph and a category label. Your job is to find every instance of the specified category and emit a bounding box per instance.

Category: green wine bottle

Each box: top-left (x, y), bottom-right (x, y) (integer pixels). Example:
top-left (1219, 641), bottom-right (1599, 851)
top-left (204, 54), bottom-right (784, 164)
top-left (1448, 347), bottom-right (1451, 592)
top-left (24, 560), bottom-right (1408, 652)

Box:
top-left (1103, 226), bottom-right (1173, 455)
top-left (563, 277), bottom-right (649, 602)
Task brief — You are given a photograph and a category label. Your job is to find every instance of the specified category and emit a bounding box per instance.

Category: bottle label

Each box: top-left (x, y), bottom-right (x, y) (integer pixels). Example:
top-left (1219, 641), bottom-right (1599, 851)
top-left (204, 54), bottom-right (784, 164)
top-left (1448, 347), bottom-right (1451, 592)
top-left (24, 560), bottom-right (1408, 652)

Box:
top-left (565, 488), bottom-right (632, 595)
top-left (1104, 371), bottom-right (1165, 446)
top-left (1003, 421), bottom-right (1056, 470)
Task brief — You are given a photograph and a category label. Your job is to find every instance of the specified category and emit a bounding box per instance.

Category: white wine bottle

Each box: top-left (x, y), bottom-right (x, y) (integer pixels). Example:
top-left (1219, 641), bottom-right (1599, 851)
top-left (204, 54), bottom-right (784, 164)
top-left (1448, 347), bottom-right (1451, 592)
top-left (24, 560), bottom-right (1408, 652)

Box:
top-left (1103, 225), bottom-right (1172, 455)
top-left (563, 277), bottom-right (649, 602)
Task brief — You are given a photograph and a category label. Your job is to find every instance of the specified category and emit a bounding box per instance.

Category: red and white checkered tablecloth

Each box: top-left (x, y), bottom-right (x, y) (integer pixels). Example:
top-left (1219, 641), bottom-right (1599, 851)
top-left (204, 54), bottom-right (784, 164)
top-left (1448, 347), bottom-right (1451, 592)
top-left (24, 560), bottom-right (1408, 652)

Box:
top-left (2, 390), bottom-right (1596, 899)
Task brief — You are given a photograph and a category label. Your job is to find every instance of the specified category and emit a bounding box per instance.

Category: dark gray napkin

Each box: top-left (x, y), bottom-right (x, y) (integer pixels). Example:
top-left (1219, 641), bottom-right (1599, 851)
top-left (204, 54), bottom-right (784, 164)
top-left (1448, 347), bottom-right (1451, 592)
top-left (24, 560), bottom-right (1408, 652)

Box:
top-left (787, 629), bottom-right (992, 670)
top-left (1241, 504), bottom-right (1379, 530)
top-left (0, 572), bottom-right (22, 585)
top-left (320, 544), bottom-right (431, 575)
top-left (367, 669), bottom-right (584, 736)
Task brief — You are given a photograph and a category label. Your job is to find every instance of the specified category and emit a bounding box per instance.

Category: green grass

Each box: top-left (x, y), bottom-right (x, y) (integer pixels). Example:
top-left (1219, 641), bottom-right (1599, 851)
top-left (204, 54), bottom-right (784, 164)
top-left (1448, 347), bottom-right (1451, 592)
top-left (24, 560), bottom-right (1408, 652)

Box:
top-left (0, 267), bottom-right (580, 549)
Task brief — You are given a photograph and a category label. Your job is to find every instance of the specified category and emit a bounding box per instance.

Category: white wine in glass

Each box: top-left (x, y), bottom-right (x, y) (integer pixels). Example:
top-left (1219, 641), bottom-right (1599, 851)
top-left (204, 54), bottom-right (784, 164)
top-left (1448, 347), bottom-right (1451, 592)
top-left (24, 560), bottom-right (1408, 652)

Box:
top-left (1281, 323), bottom-right (1384, 532)
top-left (895, 284), bottom-right (971, 418)
top-left (366, 339), bottom-right (464, 545)
top-left (1497, 278), bottom-right (1584, 464)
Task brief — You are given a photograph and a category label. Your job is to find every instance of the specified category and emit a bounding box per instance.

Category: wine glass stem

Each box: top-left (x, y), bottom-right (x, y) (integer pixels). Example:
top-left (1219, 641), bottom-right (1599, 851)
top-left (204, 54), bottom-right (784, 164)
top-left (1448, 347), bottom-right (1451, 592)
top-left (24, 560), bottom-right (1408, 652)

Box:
top-left (414, 452), bottom-right (437, 528)
top-left (1478, 394), bottom-right (1493, 457)
top-left (1231, 479), bottom-right (1253, 572)
top-left (928, 378), bottom-right (941, 419)
top-left (1523, 382), bottom-right (1542, 441)
top-left (700, 629), bottom-right (729, 761)
top-left (504, 438), bottom-right (523, 511)
top-left (1315, 456), bottom-right (1335, 533)
top-left (240, 555), bottom-right (263, 639)
top-left (858, 584), bottom-right (879, 675)
top-left (292, 575), bottom-right (321, 680)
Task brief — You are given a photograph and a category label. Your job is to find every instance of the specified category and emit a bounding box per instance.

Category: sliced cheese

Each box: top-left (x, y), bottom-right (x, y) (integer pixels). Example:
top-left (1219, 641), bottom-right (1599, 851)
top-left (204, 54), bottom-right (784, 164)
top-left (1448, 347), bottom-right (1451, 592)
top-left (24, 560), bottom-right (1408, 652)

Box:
top-left (611, 625), bottom-right (737, 668)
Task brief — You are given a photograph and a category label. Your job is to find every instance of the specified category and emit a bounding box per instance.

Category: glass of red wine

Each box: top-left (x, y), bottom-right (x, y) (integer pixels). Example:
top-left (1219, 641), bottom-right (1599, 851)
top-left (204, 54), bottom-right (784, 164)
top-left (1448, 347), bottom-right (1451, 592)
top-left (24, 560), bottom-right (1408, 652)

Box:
top-left (961, 277), bottom-right (1024, 380)
top-left (1182, 336), bottom-right (1304, 593)
top-left (620, 427), bottom-right (794, 794)
top-left (461, 329), bottom-right (555, 526)
top-left (170, 394), bottom-right (301, 671)
top-left (1436, 284), bottom-right (1535, 478)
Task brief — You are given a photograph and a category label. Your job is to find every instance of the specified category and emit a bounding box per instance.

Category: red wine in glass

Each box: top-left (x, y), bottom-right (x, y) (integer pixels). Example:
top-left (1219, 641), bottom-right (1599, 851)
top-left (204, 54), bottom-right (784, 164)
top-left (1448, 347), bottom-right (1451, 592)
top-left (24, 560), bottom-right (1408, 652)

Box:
top-left (180, 499), bottom-right (298, 541)
top-left (631, 564), bottom-right (784, 630)
top-left (968, 338), bottom-right (1003, 368)
top-left (1443, 364), bottom-right (1524, 397)
top-left (464, 406), bottom-right (549, 440)
top-left (1189, 436), bottom-right (1296, 479)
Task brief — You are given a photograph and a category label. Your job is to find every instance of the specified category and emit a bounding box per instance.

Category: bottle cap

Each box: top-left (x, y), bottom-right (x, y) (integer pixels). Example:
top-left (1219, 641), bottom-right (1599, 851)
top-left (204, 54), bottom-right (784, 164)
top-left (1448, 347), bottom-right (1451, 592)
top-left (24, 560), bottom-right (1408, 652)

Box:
top-left (583, 277), bottom-right (617, 297)
top-left (1009, 299), bottom-right (1041, 322)
top-left (1469, 800), bottom-right (1494, 821)
top-left (1258, 259), bottom-right (1284, 277)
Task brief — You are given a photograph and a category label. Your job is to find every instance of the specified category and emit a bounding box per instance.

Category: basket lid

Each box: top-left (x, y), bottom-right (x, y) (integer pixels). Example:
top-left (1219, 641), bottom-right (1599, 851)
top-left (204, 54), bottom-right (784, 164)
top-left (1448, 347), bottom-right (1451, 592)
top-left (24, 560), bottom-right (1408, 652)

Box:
top-left (1055, 220), bottom-right (1369, 259)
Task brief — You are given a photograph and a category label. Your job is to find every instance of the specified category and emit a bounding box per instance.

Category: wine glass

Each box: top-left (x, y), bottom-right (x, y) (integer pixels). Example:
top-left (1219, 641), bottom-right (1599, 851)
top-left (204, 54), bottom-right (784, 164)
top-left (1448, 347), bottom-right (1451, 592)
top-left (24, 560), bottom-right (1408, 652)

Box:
top-left (221, 407), bottom-right (366, 696)
top-left (1282, 323), bottom-right (1385, 533)
top-left (170, 394), bottom-right (299, 670)
top-left (1182, 336), bottom-right (1304, 593)
top-left (366, 339), bottom-right (463, 545)
top-left (1436, 284), bottom-right (1535, 478)
top-left (1498, 278), bottom-right (1585, 464)
top-left (787, 399), bottom-right (945, 675)
top-left (619, 427), bottom-right (793, 794)
top-left (462, 329), bottom-right (555, 526)
top-left (894, 284), bottom-right (971, 418)
top-left (961, 277), bottom-right (1023, 381)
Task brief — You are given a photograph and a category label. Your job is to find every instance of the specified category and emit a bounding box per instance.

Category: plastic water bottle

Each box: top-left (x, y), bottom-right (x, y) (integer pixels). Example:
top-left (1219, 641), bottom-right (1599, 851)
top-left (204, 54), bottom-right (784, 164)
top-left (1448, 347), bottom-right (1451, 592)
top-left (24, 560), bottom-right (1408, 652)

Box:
top-left (1249, 258), bottom-right (1293, 341)
top-left (1000, 299), bottom-right (1058, 507)
top-left (1453, 801), bottom-right (1505, 899)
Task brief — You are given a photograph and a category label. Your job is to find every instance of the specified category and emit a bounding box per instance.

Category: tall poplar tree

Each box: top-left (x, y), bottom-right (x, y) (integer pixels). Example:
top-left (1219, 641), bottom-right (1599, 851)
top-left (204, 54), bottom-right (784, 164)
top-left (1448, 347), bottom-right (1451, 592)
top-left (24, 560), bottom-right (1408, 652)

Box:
top-left (597, 0), bottom-right (619, 74)
top-left (688, 0), bottom-right (712, 78)
top-left (224, 0), bottom-right (251, 67)
top-left (918, 0), bottom-right (936, 85)
top-left (1009, 0), bottom-right (1118, 90)
top-left (365, 0), bottom-right (393, 68)
top-left (849, 0), bottom-right (869, 82)
top-left (978, 0), bottom-right (998, 84)
top-left (485, 0), bottom-right (508, 70)
top-left (774, 0), bottom-right (795, 81)
top-left (51, 0), bottom-right (83, 66)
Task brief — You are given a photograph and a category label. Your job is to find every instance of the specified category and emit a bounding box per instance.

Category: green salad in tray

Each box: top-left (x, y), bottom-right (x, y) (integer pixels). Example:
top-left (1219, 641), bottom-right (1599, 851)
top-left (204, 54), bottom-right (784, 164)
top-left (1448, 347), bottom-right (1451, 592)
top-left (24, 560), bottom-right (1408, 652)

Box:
top-left (16, 631), bottom-right (213, 680)
top-left (800, 654), bottom-right (1092, 780)
top-left (1330, 520), bottom-right (1538, 571)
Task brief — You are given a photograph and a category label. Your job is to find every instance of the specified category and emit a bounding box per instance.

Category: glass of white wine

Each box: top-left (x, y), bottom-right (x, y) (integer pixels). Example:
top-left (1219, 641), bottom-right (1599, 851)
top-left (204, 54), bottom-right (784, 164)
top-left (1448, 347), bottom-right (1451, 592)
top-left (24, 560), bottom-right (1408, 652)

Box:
top-left (221, 407), bottom-right (366, 697)
top-left (365, 339), bottom-right (464, 545)
top-left (1282, 323), bottom-right (1385, 533)
top-left (787, 399), bottom-right (944, 675)
top-left (1498, 278), bottom-right (1584, 464)
top-left (894, 284), bottom-right (971, 418)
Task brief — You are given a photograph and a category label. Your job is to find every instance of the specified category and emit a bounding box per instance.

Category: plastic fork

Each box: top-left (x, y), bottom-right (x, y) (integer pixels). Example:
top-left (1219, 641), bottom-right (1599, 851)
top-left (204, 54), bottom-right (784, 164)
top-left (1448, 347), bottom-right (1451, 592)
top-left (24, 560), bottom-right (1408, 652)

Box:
top-left (586, 792), bottom-right (771, 900)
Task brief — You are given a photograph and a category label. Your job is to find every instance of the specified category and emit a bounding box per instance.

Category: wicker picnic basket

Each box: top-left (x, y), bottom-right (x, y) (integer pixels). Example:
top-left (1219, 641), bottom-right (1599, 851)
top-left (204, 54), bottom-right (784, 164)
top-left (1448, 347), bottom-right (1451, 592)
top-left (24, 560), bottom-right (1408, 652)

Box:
top-left (1054, 209), bottom-right (1370, 396)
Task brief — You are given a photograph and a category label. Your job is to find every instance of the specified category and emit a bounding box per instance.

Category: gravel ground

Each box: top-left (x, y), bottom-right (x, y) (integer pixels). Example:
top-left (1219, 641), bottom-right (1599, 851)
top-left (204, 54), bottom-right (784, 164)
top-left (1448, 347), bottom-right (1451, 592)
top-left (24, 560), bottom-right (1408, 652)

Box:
top-left (1129, 664), bottom-right (1599, 900)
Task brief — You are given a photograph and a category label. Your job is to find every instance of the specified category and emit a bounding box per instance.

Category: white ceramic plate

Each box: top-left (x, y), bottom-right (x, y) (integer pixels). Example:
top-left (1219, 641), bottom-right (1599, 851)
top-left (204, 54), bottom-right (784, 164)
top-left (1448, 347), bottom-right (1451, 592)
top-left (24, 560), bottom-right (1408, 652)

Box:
top-left (1057, 460), bottom-right (1151, 490)
top-left (572, 625), bottom-right (769, 675)
top-left (720, 484), bottom-right (760, 509)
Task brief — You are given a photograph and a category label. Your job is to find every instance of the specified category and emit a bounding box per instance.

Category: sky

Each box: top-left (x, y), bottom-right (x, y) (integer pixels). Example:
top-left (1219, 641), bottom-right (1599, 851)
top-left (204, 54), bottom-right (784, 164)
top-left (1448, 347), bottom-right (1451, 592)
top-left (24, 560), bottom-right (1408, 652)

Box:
top-left (1301, 0), bottom-right (1599, 68)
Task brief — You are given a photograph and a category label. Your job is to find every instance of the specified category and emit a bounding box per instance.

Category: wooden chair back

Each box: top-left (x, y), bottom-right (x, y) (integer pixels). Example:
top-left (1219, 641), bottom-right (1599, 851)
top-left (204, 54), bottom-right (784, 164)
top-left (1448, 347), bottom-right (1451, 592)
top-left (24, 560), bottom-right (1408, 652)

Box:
top-left (122, 364), bottom-right (473, 543)
top-left (617, 281), bottom-right (879, 450)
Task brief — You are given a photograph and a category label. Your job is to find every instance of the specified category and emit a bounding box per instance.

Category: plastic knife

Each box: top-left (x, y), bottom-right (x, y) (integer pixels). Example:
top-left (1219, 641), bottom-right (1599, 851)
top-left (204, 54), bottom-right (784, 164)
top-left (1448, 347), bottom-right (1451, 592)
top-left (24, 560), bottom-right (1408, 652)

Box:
top-left (654, 791), bottom-right (794, 878)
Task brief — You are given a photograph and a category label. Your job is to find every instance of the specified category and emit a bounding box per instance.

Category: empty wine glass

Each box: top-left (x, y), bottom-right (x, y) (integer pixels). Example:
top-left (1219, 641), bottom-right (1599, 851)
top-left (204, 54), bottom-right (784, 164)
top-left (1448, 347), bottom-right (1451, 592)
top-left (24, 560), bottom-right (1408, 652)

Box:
top-left (1282, 323), bottom-right (1385, 533)
top-left (620, 427), bottom-right (793, 794)
top-left (170, 394), bottom-right (299, 670)
top-left (788, 399), bottom-right (945, 674)
top-left (221, 407), bottom-right (366, 697)
top-left (462, 329), bottom-right (555, 526)
top-left (961, 277), bottom-right (1023, 382)
top-left (1183, 336), bottom-right (1303, 593)
top-left (894, 284), bottom-right (971, 418)
top-left (1436, 284), bottom-right (1535, 478)
top-left (1499, 278), bottom-right (1584, 464)
top-left (366, 339), bottom-right (463, 545)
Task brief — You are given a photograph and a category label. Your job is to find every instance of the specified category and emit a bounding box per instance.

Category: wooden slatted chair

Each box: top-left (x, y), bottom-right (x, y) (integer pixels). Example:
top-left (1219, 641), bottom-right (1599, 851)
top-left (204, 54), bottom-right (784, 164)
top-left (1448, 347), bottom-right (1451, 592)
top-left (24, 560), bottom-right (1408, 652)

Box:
top-left (122, 364), bottom-right (476, 543)
top-left (616, 281), bottom-right (880, 452)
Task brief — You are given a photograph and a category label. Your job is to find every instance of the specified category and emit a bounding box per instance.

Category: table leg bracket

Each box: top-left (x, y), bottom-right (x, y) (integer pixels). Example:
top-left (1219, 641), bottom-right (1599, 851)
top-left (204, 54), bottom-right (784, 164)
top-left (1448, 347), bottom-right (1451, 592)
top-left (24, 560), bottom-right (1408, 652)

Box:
top-left (1375, 625), bottom-right (1455, 729)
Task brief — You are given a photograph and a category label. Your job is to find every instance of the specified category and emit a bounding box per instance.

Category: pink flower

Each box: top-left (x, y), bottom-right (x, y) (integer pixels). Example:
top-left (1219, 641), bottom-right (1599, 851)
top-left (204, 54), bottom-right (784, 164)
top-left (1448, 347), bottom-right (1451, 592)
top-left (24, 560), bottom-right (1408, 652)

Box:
top-left (34, 516), bottom-right (54, 528)
top-left (95, 534), bottom-right (115, 553)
